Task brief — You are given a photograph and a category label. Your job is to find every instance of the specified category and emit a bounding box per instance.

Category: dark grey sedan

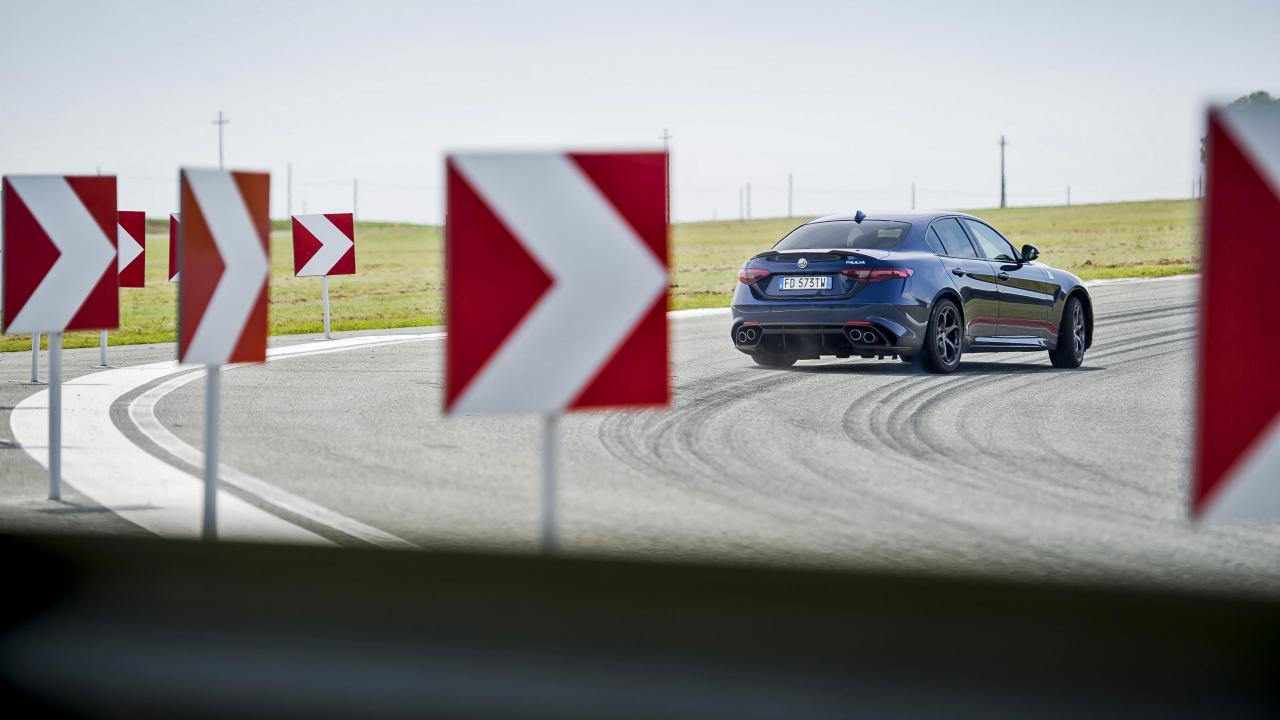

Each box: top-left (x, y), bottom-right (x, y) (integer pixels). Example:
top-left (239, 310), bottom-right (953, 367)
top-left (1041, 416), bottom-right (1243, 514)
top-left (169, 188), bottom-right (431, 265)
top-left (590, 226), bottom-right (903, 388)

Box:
top-left (730, 211), bottom-right (1093, 373)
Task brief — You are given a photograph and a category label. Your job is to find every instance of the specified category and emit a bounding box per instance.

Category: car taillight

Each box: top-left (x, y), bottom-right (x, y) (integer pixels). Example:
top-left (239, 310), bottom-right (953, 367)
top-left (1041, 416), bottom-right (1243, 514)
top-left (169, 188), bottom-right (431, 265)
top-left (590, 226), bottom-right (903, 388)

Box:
top-left (738, 268), bottom-right (772, 285)
top-left (839, 267), bottom-right (914, 282)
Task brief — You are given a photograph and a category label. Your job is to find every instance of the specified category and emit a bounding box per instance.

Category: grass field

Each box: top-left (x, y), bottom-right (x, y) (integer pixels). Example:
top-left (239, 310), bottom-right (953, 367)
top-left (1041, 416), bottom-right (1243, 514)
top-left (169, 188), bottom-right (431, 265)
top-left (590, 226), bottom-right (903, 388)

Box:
top-left (3, 199), bottom-right (1199, 352)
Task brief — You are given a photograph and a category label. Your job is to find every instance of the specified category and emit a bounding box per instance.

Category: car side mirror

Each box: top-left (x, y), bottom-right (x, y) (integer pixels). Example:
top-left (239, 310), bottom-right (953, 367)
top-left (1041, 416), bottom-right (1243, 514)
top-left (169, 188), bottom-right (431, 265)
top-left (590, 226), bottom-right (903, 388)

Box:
top-left (1020, 244), bottom-right (1040, 263)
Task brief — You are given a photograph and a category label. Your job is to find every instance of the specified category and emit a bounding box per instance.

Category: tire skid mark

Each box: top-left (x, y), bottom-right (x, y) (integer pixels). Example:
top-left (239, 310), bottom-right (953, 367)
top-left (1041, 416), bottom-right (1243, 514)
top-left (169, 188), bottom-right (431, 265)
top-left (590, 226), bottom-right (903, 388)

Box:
top-left (602, 297), bottom-right (1206, 571)
top-left (1094, 302), bottom-right (1197, 325)
top-left (592, 285), bottom-right (1280, 584)
top-left (691, 368), bottom-right (1029, 562)
top-left (885, 309), bottom-right (1197, 511)
top-left (907, 336), bottom-right (1193, 513)
top-left (832, 304), bottom-right (1217, 577)
top-left (884, 304), bottom-right (1280, 573)
top-left (843, 323), bottom-right (1196, 509)
top-left (595, 365), bottom-right (1043, 563)
top-left (631, 359), bottom-right (1100, 566)
top-left (960, 328), bottom-right (1280, 560)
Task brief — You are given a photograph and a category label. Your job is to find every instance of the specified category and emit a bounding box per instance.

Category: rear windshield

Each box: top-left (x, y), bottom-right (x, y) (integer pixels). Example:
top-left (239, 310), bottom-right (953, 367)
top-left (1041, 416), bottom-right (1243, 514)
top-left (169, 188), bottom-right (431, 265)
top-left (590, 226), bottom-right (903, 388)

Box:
top-left (773, 220), bottom-right (911, 251)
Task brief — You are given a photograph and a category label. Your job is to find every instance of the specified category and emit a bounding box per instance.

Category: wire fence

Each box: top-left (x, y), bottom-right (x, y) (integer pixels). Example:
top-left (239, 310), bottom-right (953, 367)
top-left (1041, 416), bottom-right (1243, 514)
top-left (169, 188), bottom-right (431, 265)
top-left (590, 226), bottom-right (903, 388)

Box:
top-left (92, 169), bottom-right (1203, 227)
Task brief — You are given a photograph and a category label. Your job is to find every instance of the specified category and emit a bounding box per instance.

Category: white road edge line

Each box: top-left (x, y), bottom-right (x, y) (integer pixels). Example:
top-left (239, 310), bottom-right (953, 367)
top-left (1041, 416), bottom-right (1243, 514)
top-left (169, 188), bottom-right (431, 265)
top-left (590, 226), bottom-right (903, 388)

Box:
top-left (1083, 273), bottom-right (1199, 288)
top-left (128, 335), bottom-right (442, 549)
top-left (10, 333), bottom-right (440, 545)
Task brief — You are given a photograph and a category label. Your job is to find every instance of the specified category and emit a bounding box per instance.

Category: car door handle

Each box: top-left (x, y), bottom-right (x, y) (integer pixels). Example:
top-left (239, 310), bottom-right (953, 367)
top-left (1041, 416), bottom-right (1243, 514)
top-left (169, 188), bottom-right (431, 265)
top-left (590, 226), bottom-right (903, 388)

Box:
top-left (951, 268), bottom-right (965, 277)
top-left (997, 272), bottom-right (1009, 281)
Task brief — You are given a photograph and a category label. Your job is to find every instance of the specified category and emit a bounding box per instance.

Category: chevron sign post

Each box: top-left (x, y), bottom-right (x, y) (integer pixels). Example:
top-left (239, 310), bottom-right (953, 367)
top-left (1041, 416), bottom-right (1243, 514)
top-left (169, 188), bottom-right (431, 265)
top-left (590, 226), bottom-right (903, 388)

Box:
top-left (168, 213), bottom-right (180, 282)
top-left (445, 151), bottom-right (669, 549)
top-left (1194, 102), bottom-right (1280, 522)
top-left (118, 210), bottom-right (146, 287)
top-left (179, 168), bottom-right (270, 540)
top-left (93, 209), bottom-right (147, 367)
top-left (2, 174), bottom-right (118, 500)
top-left (291, 212), bottom-right (356, 339)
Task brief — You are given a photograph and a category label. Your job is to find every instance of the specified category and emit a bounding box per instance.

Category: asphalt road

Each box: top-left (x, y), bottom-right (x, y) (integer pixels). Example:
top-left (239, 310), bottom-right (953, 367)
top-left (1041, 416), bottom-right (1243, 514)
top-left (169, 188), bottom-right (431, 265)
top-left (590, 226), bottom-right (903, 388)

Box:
top-left (4, 275), bottom-right (1279, 594)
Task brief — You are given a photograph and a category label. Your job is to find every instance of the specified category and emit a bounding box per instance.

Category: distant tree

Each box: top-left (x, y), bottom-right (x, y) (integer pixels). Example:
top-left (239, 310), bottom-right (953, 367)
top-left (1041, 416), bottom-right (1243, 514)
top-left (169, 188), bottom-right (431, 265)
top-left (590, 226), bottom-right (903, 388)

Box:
top-left (1203, 91), bottom-right (1279, 163)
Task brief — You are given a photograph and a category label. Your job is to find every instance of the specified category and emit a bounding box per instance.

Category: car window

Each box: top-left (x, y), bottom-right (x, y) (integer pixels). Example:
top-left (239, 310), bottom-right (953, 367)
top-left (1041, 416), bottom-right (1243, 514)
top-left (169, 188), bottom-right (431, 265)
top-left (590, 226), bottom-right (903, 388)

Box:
top-left (773, 220), bottom-right (911, 251)
top-left (962, 220), bottom-right (1018, 262)
top-left (932, 218), bottom-right (978, 258)
top-left (923, 226), bottom-right (947, 255)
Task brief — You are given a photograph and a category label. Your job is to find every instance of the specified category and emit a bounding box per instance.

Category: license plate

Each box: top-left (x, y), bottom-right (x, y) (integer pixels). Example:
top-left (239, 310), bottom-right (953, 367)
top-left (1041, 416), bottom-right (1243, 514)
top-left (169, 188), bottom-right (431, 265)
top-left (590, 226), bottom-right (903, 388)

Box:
top-left (778, 276), bottom-right (831, 291)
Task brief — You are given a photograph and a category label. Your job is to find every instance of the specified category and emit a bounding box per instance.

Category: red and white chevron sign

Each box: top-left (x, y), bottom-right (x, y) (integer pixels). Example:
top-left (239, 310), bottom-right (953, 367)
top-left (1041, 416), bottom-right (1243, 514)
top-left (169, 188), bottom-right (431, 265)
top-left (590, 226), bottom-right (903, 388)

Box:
top-left (118, 210), bottom-right (146, 288)
top-left (178, 169), bottom-right (270, 365)
top-left (1194, 102), bottom-right (1280, 521)
top-left (291, 213), bottom-right (355, 276)
top-left (445, 151), bottom-right (669, 414)
top-left (2, 175), bottom-right (118, 333)
top-left (168, 213), bottom-right (180, 282)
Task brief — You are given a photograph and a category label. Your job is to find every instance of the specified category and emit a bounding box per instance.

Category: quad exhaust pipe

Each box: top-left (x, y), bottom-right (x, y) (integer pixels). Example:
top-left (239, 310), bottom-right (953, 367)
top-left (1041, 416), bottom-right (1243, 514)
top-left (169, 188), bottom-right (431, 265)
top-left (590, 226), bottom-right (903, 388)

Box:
top-left (736, 325), bottom-right (761, 345)
top-left (846, 326), bottom-right (882, 345)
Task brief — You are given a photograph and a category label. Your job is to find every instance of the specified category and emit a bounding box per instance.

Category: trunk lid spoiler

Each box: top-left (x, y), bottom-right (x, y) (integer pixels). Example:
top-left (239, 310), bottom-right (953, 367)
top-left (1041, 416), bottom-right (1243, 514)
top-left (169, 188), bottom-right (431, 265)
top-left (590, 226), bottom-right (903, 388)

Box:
top-left (750, 248), bottom-right (893, 262)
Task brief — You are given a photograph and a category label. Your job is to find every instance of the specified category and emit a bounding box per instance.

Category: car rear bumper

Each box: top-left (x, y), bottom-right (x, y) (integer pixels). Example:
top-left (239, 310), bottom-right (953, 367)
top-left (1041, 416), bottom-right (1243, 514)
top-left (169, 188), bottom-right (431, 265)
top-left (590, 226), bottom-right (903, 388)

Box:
top-left (732, 321), bottom-right (917, 359)
top-left (731, 292), bottom-right (931, 359)
top-left (731, 306), bottom-right (929, 360)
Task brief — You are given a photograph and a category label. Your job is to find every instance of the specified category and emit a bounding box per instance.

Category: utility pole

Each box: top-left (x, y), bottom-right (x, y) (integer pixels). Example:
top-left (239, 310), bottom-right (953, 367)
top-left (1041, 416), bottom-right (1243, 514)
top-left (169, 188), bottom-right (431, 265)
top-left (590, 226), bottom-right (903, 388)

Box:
top-left (287, 163), bottom-right (293, 219)
top-left (998, 134), bottom-right (1007, 208)
top-left (353, 178), bottom-right (359, 221)
top-left (213, 111), bottom-right (230, 170)
top-left (1067, 185), bottom-right (1071, 206)
top-left (787, 173), bottom-right (794, 217)
top-left (738, 187), bottom-right (744, 223)
top-left (911, 182), bottom-right (916, 210)
top-left (659, 128), bottom-right (672, 224)
top-left (746, 182), bottom-right (752, 220)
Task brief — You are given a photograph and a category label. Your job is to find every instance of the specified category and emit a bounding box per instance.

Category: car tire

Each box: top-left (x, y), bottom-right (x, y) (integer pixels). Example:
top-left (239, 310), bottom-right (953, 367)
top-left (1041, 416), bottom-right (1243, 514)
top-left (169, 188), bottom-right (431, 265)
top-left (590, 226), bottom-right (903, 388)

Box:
top-left (751, 352), bottom-right (797, 369)
top-left (921, 298), bottom-right (963, 374)
top-left (1049, 296), bottom-right (1087, 368)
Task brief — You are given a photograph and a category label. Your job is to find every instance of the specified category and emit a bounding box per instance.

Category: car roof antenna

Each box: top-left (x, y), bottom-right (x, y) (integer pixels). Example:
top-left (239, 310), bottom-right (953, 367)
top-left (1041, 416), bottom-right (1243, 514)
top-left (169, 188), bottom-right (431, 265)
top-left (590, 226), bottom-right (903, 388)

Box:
top-left (854, 210), bottom-right (866, 223)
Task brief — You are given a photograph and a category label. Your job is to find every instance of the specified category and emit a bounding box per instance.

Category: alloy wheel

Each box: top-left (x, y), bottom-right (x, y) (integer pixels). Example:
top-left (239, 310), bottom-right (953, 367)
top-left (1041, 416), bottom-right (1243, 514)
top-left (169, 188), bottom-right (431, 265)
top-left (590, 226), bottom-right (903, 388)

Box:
top-left (1072, 303), bottom-right (1086, 358)
top-left (936, 306), bottom-right (961, 366)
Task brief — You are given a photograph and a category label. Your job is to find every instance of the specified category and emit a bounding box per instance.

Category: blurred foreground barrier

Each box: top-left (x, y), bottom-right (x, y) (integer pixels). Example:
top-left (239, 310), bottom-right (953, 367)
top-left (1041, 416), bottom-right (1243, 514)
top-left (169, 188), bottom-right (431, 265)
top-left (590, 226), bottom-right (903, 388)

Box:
top-left (1, 533), bottom-right (1278, 718)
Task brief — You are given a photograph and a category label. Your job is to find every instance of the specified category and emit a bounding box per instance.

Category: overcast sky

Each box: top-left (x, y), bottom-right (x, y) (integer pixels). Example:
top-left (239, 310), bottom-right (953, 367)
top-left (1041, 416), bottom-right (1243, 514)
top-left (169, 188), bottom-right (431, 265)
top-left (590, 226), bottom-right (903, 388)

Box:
top-left (1, 0), bottom-right (1277, 223)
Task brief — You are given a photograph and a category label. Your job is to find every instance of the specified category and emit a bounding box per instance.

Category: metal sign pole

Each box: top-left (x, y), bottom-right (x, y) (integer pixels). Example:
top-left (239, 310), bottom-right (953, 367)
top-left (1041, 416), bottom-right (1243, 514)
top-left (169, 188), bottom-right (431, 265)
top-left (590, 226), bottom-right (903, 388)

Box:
top-left (541, 414), bottom-right (559, 552)
top-left (322, 275), bottom-right (331, 339)
top-left (48, 332), bottom-right (62, 500)
top-left (30, 334), bottom-right (39, 383)
top-left (203, 365), bottom-right (221, 541)
top-left (98, 329), bottom-right (108, 367)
